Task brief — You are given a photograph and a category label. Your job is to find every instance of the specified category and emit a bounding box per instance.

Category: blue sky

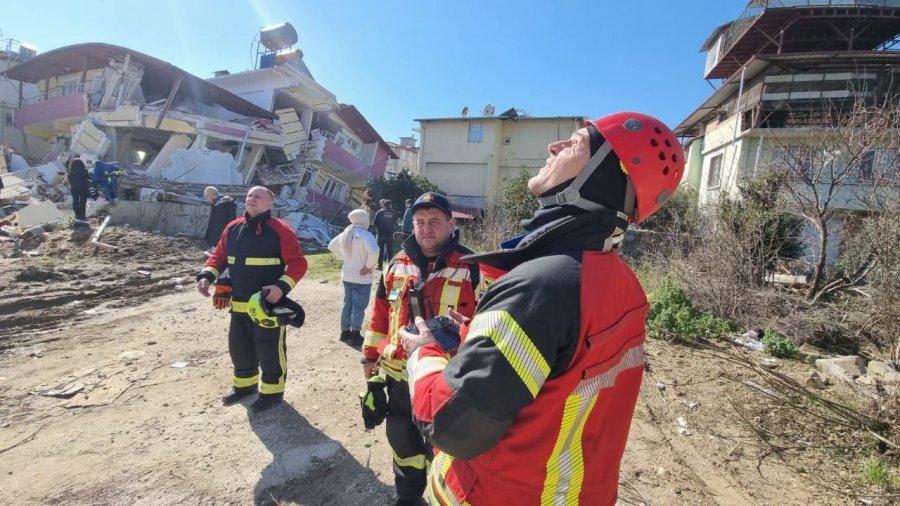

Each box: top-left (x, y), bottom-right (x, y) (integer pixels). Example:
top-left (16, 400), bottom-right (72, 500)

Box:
top-left (3, 0), bottom-right (746, 142)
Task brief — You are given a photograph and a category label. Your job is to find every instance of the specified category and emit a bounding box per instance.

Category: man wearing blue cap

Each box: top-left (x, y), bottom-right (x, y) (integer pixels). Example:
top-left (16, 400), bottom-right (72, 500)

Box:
top-left (362, 191), bottom-right (480, 506)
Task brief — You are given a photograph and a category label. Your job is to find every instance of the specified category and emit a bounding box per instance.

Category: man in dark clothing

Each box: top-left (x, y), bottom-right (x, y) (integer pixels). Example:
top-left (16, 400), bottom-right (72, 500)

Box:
top-left (203, 186), bottom-right (237, 248)
top-left (373, 199), bottom-right (396, 270)
top-left (66, 155), bottom-right (92, 221)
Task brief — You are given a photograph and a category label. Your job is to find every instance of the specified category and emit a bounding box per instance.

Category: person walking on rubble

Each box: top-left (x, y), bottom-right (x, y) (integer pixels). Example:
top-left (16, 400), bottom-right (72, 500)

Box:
top-left (328, 208), bottom-right (379, 347)
top-left (66, 154), bottom-right (92, 223)
top-left (196, 186), bottom-right (308, 412)
top-left (362, 192), bottom-right (480, 506)
top-left (203, 186), bottom-right (237, 249)
top-left (373, 199), bottom-right (397, 270)
top-left (399, 112), bottom-right (685, 505)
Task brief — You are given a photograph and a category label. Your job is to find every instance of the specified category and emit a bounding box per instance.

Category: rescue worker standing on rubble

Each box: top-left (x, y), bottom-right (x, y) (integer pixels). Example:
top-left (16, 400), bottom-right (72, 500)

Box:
top-left (363, 192), bottom-right (480, 506)
top-left (203, 186), bottom-right (237, 249)
top-left (399, 112), bottom-right (685, 505)
top-left (66, 155), bottom-right (91, 223)
top-left (196, 186), bottom-right (308, 412)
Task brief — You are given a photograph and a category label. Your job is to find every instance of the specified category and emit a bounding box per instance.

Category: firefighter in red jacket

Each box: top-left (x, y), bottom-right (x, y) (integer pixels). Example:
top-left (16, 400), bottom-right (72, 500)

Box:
top-left (196, 186), bottom-right (308, 412)
top-left (363, 192), bottom-right (480, 506)
top-left (399, 112), bottom-right (685, 505)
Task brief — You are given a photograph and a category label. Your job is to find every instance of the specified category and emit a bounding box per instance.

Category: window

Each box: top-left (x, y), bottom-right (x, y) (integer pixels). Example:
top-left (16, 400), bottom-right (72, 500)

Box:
top-left (4, 113), bottom-right (13, 127)
top-left (323, 177), bottom-right (347, 201)
top-left (503, 137), bottom-right (511, 145)
top-left (858, 150), bottom-right (875, 182)
top-left (468, 123), bottom-right (483, 143)
top-left (299, 167), bottom-right (315, 188)
top-left (707, 154), bottom-right (723, 188)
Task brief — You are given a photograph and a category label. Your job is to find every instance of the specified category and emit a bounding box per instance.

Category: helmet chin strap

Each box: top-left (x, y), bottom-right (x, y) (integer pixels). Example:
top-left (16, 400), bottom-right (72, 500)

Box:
top-left (537, 142), bottom-right (631, 221)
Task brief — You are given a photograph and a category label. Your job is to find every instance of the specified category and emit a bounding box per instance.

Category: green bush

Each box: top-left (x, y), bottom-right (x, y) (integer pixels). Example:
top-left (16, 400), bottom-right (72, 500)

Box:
top-left (499, 169), bottom-right (538, 225)
top-left (762, 328), bottom-right (799, 359)
top-left (647, 276), bottom-right (736, 340)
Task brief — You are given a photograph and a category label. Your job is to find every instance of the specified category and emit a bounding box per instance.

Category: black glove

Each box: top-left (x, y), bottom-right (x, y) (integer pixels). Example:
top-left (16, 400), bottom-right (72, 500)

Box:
top-left (359, 375), bottom-right (387, 430)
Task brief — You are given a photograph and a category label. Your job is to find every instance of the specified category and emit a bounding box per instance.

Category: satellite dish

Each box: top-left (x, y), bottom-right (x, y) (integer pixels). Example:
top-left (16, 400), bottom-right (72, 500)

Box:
top-left (483, 104), bottom-right (495, 116)
top-left (460, 106), bottom-right (469, 117)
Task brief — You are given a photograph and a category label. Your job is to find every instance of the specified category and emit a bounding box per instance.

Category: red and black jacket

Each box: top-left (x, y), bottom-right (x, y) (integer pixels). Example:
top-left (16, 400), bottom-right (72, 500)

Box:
top-left (407, 207), bottom-right (645, 505)
top-left (197, 210), bottom-right (307, 308)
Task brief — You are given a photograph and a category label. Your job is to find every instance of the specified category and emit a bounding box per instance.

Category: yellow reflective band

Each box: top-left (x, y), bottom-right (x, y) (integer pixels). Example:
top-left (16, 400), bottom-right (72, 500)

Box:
top-left (260, 326), bottom-right (287, 395)
top-left (393, 453), bottom-right (426, 470)
top-left (201, 266), bottom-right (220, 280)
top-left (440, 283), bottom-right (461, 313)
top-left (541, 346), bottom-right (644, 505)
top-left (245, 257), bottom-right (281, 266)
top-left (227, 256), bottom-right (236, 264)
top-left (233, 375), bottom-right (259, 388)
top-left (279, 274), bottom-right (296, 289)
top-left (364, 331), bottom-right (387, 349)
top-left (429, 452), bottom-right (464, 506)
top-left (468, 311), bottom-right (550, 398)
top-left (231, 301), bottom-right (248, 313)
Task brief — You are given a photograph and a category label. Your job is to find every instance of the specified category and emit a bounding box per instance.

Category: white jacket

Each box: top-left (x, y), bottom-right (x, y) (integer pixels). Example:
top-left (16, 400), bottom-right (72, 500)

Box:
top-left (328, 225), bottom-right (379, 284)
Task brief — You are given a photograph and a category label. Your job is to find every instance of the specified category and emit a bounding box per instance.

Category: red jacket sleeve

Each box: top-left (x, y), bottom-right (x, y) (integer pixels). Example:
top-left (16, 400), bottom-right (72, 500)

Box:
top-left (272, 219), bottom-right (307, 296)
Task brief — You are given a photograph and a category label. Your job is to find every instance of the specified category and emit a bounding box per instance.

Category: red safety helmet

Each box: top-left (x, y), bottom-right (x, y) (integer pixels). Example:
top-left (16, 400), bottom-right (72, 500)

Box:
top-left (586, 112), bottom-right (684, 222)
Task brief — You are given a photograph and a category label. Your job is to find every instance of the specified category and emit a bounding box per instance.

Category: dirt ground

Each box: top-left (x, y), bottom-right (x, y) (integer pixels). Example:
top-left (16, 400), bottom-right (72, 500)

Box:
top-left (0, 226), bottom-right (891, 505)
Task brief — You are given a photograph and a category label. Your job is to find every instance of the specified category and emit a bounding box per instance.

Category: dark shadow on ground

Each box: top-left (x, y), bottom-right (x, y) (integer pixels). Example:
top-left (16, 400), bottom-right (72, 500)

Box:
top-left (246, 399), bottom-right (394, 506)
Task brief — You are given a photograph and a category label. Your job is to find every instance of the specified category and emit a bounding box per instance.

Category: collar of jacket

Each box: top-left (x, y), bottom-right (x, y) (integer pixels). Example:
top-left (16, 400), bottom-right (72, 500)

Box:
top-left (243, 209), bottom-right (272, 235)
top-left (462, 205), bottom-right (627, 272)
top-left (214, 195), bottom-right (233, 206)
top-left (402, 229), bottom-right (462, 277)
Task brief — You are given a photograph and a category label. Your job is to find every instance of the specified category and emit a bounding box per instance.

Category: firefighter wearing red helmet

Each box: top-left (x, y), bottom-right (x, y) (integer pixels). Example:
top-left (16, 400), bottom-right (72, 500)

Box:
top-left (399, 112), bottom-right (684, 505)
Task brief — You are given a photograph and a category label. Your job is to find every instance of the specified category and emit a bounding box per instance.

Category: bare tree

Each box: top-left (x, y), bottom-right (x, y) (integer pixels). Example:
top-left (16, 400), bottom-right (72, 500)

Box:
top-left (766, 97), bottom-right (900, 302)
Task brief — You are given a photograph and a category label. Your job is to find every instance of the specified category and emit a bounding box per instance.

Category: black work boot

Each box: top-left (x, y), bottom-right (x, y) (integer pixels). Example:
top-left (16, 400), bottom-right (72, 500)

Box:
top-left (340, 330), bottom-right (353, 342)
top-left (250, 394), bottom-right (283, 413)
top-left (222, 386), bottom-right (257, 406)
top-left (350, 330), bottom-right (364, 349)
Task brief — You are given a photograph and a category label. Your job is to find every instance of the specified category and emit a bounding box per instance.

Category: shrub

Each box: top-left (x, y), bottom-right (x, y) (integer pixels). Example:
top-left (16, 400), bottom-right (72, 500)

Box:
top-left (647, 276), bottom-right (736, 340)
top-left (762, 328), bottom-right (799, 359)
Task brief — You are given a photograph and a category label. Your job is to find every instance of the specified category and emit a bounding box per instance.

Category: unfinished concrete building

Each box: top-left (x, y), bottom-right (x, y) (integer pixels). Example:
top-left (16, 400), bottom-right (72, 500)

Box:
top-left (676, 0), bottom-right (900, 262)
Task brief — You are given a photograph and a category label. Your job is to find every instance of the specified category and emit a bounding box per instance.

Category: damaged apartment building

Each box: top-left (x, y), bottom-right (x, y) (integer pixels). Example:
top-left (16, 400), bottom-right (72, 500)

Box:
top-left (1, 23), bottom-right (395, 246)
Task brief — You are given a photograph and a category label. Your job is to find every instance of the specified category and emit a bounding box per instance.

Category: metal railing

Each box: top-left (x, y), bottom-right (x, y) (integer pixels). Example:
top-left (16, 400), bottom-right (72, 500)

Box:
top-left (310, 129), bottom-right (368, 163)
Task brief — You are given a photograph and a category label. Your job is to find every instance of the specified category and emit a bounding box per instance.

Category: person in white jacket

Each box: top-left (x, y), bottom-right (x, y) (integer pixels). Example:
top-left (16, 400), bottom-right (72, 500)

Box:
top-left (328, 209), bottom-right (379, 347)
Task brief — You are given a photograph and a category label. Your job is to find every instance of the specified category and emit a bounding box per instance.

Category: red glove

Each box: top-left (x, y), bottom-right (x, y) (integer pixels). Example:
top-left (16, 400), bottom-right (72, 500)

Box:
top-left (212, 279), bottom-right (232, 310)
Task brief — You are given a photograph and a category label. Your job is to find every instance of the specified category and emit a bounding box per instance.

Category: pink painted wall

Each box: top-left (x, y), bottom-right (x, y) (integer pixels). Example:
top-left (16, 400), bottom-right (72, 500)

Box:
top-left (14, 92), bottom-right (87, 128)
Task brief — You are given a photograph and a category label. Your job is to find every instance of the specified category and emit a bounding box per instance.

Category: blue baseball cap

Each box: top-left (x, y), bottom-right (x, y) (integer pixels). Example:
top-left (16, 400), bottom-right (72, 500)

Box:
top-left (411, 192), bottom-right (453, 218)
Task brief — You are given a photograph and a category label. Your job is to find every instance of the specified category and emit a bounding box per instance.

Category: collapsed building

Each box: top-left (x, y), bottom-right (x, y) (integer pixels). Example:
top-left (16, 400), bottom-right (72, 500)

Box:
top-left (0, 25), bottom-right (396, 249)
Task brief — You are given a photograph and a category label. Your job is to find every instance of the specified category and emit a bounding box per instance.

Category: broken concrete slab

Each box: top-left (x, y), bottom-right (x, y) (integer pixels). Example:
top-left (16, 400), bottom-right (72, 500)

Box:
top-left (866, 361), bottom-right (900, 384)
top-left (16, 200), bottom-right (67, 228)
top-left (815, 356), bottom-right (866, 382)
top-left (805, 370), bottom-right (827, 389)
top-left (42, 382), bottom-right (85, 399)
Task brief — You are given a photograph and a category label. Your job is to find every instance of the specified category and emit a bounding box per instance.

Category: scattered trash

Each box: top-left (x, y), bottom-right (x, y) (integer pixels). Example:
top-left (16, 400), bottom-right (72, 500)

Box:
top-left (685, 400), bottom-right (701, 410)
top-left (137, 270), bottom-right (152, 277)
top-left (170, 361), bottom-right (190, 368)
top-left (656, 382), bottom-right (666, 393)
top-left (678, 427), bottom-right (691, 436)
top-left (677, 416), bottom-right (688, 428)
top-left (731, 331), bottom-right (764, 352)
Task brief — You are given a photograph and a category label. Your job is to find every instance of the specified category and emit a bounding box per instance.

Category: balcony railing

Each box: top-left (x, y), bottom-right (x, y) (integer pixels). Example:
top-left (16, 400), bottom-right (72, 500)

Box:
top-left (23, 82), bottom-right (86, 106)
top-left (311, 129), bottom-right (367, 163)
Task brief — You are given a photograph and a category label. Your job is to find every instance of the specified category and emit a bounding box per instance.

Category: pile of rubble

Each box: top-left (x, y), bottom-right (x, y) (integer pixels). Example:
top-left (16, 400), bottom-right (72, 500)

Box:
top-left (1, 160), bottom-right (339, 255)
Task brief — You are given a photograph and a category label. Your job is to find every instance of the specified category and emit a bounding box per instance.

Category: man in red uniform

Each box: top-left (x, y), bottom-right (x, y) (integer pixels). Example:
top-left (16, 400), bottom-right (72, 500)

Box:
top-left (400, 112), bottom-right (685, 505)
top-left (363, 192), bottom-right (480, 506)
top-left (197, 186), bottom-right (308, 412)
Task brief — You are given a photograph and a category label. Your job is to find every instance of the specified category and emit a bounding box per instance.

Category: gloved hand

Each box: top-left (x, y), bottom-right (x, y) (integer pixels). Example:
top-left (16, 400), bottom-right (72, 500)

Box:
top-left (359, 375), bottom-right (387, 430)
top-left (212, 278), bottom-right (232, 310)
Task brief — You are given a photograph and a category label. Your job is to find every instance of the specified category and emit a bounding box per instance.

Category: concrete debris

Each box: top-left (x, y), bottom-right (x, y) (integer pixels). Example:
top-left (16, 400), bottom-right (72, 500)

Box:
top-left (805, 371), bottom-right (827, 389)
top-left (119, 350), bottom-right (145, 361)
top-left (170, 361), bottom-right (190, 368)
top-left (42, 382), bottom-right (86, 399)
top-left (815, 356), bottom-right (867, 382)
top-left (656, 382), bottom-right (666, 393)
top-left (866, 361), bottom-right (900, 384)
top-left (757, 358), bottom-right (780, 369)
top-left (685, 400), bottom-right (701, 410)
top-left (16, 200), bottom-right (66, 229)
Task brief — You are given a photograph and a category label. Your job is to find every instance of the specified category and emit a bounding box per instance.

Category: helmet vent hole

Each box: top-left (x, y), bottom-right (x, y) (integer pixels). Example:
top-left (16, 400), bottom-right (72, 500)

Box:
top-left (664, 139), bottom-right (672, 148)
top-left (653, 126), bottom-right (662, 134)
top-left (671, 154), bottom-right (678, 162)
top-left (650, 138), bottom-right (659, 147)
top-left (632, 156), bottom-right (641, 165)
top-left (658, 151), bottom-right (666, 161)
top-left (663, 166), bottom-right (670, 176)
